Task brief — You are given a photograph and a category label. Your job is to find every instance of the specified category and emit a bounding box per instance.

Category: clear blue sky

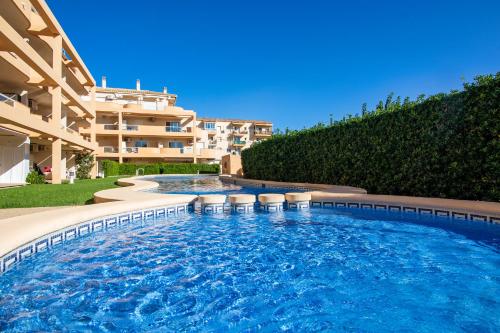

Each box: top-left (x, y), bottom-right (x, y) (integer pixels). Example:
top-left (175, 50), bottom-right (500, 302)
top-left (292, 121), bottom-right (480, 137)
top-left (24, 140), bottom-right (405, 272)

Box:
top-left (48, 0), bottom-right (500, 130)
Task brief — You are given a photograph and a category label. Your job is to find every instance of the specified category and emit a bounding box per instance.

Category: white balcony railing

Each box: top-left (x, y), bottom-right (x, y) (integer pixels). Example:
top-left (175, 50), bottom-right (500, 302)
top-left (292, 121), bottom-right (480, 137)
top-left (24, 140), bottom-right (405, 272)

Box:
top-left (122, 147), bottom-right (139, 153)
top-left (123, 125), bottom-right (139, 131)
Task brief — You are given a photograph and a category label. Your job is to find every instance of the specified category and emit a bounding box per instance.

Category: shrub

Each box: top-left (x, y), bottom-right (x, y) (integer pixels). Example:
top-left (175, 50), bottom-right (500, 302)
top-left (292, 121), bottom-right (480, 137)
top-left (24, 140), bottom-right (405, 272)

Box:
top-left (242, 73), bottom-right (500, 201)
top-left (100, 161), bottom-right (219, 177)
top-left (75, 152), bottom-right (94, 179)
top-left (101, 160), bottom-right (119, 177)
top-left (26, 171), bottom-right (45, 184)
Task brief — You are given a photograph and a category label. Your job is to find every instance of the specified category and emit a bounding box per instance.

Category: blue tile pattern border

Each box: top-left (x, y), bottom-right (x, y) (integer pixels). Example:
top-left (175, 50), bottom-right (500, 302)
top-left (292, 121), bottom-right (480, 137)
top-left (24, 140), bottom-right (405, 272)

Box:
top-left (311, 200), bottom-right (499, 224)
top-left (0, 203), bottom-right (189, 275)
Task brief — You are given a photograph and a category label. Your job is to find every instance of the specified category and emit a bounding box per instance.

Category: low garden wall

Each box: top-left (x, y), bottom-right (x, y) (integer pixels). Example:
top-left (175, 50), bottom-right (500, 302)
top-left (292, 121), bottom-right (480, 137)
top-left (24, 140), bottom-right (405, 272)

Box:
top-left (242, 73), bottom-right (500, 201)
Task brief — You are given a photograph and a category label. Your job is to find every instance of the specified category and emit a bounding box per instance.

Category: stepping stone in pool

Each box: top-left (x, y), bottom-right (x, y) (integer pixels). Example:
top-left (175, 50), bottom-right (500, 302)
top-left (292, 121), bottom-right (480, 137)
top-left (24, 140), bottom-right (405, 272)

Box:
top-left (258, 193), bottom-right (285, 212)
top-left (285, 192), bottom-right (312, 210)
top-left (228, 194), bottom-right (256, 213)
top-left (198, 194), bottom-right (227, 213)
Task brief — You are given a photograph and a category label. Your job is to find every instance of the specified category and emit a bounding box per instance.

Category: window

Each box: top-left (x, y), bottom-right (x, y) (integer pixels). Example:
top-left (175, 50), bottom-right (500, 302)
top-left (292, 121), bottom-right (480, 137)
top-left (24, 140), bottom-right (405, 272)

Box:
top-left (166, 121), bottom-right (181, 132)
top-left (169, 141), bottom-right (184, 148)
top-left (204, 122), bottom-right (216, 130)
top-left (135, 140), bottom-right (147, 148)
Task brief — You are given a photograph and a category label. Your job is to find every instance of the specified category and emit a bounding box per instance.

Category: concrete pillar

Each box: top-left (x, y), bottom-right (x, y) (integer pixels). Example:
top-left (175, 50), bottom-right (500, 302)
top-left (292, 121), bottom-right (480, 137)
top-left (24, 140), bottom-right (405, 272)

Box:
top-left (20, 90), bottom-right (28, 106)
top-left (60, 151), bottom-right (67, 180)
top-left (51, 138), bottom-right (62, 184)
top-left (192, 114), bottom-right (197, 163)
top-left (90, 86), bottom-right (97, 179)
top-left (50, 86), bottom-right (62, 129)
top-left (118, 111), bottom-right (123, 163)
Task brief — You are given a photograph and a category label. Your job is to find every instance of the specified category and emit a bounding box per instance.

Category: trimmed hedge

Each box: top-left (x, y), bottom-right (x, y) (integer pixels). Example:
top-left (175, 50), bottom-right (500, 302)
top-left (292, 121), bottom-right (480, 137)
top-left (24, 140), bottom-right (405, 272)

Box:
top-left (242, 73), bottom-right (500, 201)
top-left (101, 161), bottom-right (220, 177)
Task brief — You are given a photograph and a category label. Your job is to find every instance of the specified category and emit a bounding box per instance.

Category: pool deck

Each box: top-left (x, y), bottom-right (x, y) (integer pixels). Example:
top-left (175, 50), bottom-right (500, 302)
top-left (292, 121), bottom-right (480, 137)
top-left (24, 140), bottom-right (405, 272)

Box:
top-left (0, 175), bottom-right (499, 274)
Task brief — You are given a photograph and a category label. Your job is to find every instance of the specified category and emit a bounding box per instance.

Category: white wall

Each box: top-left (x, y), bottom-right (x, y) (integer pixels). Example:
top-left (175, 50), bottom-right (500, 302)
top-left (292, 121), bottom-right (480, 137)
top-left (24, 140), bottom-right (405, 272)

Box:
top-left (0, 133), bottom-right (30, 184)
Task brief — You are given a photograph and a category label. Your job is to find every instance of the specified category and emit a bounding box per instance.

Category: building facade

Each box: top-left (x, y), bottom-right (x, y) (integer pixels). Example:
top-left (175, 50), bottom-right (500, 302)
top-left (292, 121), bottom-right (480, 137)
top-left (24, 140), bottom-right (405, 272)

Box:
top-left (0, 0), bottom-right (96, 184)
top-left (90, 77), bottom-right (273, 171)
top-left (0, 0), bottom-right (272, 184)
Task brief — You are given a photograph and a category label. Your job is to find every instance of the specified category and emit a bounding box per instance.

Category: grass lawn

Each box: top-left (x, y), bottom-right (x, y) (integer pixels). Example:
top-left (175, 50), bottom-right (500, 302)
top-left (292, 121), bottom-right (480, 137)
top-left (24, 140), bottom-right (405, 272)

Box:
top-left (0, 177), bottom-right (120, 208)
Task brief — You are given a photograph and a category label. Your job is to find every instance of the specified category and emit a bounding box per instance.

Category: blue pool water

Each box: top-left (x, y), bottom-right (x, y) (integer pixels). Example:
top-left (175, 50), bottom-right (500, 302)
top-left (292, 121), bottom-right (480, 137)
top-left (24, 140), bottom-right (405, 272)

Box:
top-left (146, 175), bottom-right (296, 195)
top-left (0, 177), bottom-right (499, 332)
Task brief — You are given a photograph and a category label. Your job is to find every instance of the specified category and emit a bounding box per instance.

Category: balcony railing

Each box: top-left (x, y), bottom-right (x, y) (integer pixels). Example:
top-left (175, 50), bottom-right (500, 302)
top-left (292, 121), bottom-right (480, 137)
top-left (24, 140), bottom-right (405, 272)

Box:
top-left (102, 146), bottom-right (119, 153)
top-left (122, 147), bottom-right (139, 153)
top-left (165, 126), bottom-right (182, 132)
top-left (123, 125), bottom-right (139, 131)
top-left (103, 124), bottom-right (119, 130)
top-left (165, 126), bottom-right (192, 133)
top-left (0, 93), bottom-right (17, 107)
top-left (232, 140), bottom-right (246, 145)
top-left (232, 129), bottom-right (248, 134)
top-left (254, 129), bottom-right (272, 135)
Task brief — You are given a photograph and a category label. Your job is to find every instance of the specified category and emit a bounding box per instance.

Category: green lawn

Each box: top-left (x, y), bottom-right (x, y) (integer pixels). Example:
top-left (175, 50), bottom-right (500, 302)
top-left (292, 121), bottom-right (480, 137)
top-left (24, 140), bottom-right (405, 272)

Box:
top-left (0, 177), bottom-right (120, 208)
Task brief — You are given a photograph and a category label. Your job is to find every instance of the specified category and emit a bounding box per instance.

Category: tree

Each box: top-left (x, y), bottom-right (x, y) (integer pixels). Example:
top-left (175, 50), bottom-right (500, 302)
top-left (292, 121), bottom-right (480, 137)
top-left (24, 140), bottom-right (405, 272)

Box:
top-left (384, 92), bottom-right (394, 110)
top-left (361, 102), bottom-right (368, 116)
top-left (75, 152), bottom-right (94, 179)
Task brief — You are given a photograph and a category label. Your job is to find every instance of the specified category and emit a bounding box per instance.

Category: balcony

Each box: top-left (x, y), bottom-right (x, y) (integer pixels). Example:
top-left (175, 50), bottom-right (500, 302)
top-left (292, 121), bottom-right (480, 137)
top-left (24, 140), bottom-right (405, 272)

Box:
top-left (118, 147), bottom-right (195, 158)
top-left (123, 125), bottom-right (139, 131)
top-left (104, 124), bottom-right (119, 130)
top-left (97, 146), bottom-right (119, 155)
top-left (231, 130), bottom-right (247, 137)
top-left (165, 126), bottom-right (192, 133)
top-left (231, 140), bottom-right (246, 147)
top-left (254, 129), bottom-right (272, 137)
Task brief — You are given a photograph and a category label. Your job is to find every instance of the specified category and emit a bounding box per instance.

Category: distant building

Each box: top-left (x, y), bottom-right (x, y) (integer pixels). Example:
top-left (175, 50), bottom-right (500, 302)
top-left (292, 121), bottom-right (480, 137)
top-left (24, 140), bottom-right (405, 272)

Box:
top-left (88, 77), bottom-right (273, 169)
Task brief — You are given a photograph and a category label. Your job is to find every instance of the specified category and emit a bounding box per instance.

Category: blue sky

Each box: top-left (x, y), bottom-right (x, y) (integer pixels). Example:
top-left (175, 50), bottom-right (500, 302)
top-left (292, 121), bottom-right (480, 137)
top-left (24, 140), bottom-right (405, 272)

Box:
top-left (48, 1), bottom-right (500, 130)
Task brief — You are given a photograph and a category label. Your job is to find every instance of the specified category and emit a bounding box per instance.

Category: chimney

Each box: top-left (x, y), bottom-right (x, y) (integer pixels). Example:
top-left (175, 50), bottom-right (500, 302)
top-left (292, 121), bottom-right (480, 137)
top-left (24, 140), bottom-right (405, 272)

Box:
top-left (136, 79), bottom-right (141, 91)
top-left (163, 86), bottom-right (168, 94)
top-left (101, 76), bottom-right (107, 88)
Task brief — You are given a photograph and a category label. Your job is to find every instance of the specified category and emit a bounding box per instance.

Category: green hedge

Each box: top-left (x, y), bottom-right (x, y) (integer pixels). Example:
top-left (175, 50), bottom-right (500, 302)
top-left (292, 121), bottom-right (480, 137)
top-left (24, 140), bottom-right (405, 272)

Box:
top-left (101, 161), bottom-right (220, 177)
top-left (242, 73), bottom-right (500, 201)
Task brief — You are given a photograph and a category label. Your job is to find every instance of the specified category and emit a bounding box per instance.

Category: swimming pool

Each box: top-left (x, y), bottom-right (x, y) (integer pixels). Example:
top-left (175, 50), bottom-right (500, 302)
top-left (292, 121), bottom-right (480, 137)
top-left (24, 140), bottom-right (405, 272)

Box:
top-left (146, 175), bottom-right (298, 195)
top-left (0, 177), bottom-right (499, 332)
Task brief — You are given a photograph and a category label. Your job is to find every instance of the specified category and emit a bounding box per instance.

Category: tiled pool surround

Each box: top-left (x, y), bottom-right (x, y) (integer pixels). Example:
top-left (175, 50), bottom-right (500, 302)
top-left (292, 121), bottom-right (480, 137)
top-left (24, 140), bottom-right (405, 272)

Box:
top-left (0, 176), bottom-right (499, 275)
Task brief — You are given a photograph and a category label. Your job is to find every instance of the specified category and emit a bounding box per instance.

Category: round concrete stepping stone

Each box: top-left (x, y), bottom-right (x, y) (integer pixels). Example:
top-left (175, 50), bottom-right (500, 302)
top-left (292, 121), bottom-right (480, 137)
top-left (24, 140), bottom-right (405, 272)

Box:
top-left (228, 194), bottom-right (256, 204)
top-left (285, 192), bottom-right (312, 209)
top-left (228, 194), bottom-right (256, 213)
top-left (258, 193), bottom-right (285, 212)
top-left (258, 193), bottom-right (285, 204)
top-left (285, 192), bottom-right (312, 202)
top-left (198, 194), bottom-right (227, 204)
top-left (198, 194), bottom-right (226, 213)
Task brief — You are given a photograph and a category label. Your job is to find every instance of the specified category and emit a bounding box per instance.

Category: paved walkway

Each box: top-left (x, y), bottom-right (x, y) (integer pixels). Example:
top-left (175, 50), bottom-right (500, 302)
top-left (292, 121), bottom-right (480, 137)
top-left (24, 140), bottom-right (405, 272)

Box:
top-left (0, 206), bottom-right (72, 220)
top-left (0, 183), bottom-right (24, 189)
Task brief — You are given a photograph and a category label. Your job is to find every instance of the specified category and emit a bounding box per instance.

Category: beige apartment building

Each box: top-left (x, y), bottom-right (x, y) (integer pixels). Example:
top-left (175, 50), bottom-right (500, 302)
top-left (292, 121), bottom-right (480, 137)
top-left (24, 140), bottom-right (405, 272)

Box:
top-left (90, 77), bottom-right (273, 171)
top-left (0, 0), bottom-right (272, 184)
top-left (0, 0), bottom-right (96, 184)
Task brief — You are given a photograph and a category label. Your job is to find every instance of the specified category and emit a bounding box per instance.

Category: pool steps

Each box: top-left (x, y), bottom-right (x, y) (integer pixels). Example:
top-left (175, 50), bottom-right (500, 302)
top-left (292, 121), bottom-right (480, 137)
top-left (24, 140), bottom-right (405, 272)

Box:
top-left (195, 192), bottom-right (312, 213)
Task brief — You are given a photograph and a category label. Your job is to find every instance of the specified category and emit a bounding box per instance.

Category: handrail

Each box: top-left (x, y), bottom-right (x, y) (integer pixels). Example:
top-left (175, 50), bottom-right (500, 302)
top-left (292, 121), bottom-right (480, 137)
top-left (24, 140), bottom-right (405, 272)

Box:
top-left (0, 93), bottom-right (17, 107)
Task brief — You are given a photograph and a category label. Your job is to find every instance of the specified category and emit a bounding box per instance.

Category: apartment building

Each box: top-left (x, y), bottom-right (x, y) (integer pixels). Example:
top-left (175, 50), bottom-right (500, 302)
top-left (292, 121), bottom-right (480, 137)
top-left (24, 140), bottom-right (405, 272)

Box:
top-left (196, 117), bottom-right (273, 162)
top-left (0, 0), bottom-right (272, 184)
top-left (0, 0), bottom-right (96, 184)
top-left (89, 77), bottom-right (273, 169)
